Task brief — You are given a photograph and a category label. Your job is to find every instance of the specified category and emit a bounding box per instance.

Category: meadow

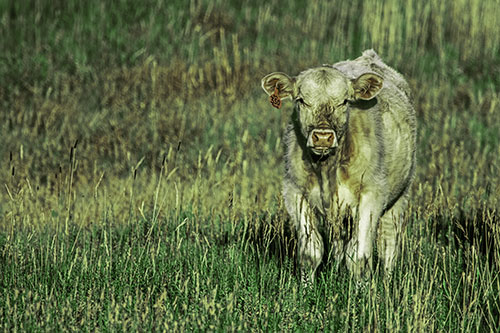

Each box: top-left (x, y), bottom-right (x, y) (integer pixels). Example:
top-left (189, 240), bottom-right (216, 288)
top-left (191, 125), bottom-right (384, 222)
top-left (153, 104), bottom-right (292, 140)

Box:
top-left (1, 0), bottom-right (499, 330)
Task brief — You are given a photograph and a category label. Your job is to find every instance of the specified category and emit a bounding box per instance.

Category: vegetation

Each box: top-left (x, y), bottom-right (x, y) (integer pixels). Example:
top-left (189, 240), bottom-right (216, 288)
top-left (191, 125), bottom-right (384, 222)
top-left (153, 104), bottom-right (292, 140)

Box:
top-left (1, 0), bottom-right (499, 330)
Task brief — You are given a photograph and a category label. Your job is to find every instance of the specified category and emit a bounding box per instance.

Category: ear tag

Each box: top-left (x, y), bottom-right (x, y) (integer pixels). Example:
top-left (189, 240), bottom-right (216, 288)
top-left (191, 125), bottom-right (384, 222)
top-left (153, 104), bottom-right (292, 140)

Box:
top-left (270, 87), bottom-right (282, 109)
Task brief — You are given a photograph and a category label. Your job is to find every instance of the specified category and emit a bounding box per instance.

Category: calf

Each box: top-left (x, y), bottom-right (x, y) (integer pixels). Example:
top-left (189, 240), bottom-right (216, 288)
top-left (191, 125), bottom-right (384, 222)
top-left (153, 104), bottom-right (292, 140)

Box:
top-left (262, 50), bottom-right (416, 283)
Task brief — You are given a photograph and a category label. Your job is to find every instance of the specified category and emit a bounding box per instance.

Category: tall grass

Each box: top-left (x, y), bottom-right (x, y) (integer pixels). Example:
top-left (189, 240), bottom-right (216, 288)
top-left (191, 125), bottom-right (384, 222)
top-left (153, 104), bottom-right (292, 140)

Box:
top-left (1, 0), bottom-right (499, 330)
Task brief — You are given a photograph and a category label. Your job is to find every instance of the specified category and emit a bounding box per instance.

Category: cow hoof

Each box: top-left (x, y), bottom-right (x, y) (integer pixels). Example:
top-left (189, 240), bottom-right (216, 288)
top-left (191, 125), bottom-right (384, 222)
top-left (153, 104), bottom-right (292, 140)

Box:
top-left (355, 278), bottom-right (369, 293)
top-left (300, 269), bottom-right (315, 288)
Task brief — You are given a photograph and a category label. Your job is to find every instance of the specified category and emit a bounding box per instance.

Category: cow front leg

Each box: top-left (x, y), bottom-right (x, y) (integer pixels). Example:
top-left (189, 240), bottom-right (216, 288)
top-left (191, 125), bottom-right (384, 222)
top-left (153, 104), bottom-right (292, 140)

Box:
top-left (286, 191), bottom-right (324, 285)
top-left (298, 208), bottom-right (324, 285)
top-left (346, 193), bottom-right (382, 278)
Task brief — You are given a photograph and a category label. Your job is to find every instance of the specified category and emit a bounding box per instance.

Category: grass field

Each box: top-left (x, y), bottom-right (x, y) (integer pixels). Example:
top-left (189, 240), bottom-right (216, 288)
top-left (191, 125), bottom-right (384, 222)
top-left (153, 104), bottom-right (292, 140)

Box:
top-left (1, 0), bottom-right (499, 330)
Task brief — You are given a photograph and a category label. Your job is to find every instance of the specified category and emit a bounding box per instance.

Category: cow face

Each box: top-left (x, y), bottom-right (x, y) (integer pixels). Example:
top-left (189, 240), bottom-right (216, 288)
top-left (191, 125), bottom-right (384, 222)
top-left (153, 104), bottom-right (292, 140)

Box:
top-left (262, 68), bottom-right (383, 156)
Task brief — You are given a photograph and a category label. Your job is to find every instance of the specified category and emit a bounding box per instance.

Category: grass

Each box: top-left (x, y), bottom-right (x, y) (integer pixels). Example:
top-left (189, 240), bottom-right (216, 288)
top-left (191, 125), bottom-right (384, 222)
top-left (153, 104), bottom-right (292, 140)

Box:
top-left (1, 0), bottom-right (499, 330)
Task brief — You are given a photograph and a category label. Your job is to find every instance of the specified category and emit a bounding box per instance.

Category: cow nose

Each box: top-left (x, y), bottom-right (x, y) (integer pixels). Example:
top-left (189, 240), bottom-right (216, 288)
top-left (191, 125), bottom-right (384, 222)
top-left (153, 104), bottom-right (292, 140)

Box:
top-left (311, 129), bottom-right (336, 148)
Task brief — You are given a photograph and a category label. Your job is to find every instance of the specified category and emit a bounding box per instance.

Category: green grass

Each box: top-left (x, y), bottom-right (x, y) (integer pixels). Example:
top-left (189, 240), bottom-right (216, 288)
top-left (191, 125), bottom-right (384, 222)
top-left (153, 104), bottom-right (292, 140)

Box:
top-left (1, 0), bottom-right (499, 331)
top-left (1, 207), bottom-right (498, 331)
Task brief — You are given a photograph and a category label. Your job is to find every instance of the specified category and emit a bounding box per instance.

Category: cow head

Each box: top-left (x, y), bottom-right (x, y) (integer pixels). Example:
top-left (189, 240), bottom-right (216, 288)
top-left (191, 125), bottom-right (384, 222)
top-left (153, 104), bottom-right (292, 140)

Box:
top-left (262, 67), bottom-right (383, 157)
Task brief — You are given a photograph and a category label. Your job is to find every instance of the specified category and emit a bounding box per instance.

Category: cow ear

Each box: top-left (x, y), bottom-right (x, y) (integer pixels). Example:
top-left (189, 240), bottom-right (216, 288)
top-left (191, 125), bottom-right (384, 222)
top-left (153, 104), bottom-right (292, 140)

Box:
top-left (261, 72), bottom-right (295, 99)
top-left (351, 73), bottom-right (383, 100)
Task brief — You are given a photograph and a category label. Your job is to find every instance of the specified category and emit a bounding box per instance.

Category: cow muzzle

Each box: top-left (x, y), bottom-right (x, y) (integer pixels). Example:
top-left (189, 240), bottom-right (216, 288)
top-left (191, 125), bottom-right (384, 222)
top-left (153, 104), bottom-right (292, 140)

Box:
top-left (307, 128), bottom-right (338, 155)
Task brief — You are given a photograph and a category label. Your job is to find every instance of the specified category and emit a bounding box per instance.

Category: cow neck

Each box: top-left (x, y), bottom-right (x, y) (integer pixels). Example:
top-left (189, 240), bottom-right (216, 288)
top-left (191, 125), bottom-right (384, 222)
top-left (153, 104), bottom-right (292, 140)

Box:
top-left (309, 126), bottom-right (350, 190)
top-left (349, 98), bottom-right (378, 110)
top-left (310, 152), bottom-right (331, 164)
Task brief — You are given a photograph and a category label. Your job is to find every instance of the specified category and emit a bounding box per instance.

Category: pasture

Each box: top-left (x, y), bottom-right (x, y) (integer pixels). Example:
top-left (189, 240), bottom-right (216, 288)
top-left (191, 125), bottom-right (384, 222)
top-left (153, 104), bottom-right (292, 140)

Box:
top-left (1, 0), bottom-right (499, 330)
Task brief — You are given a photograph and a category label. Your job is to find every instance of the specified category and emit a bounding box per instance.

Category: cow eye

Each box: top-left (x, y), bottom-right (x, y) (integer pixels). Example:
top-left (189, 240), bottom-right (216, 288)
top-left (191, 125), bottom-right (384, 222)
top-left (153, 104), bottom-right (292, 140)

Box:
top-left (295, 98), bottom-right (311, 108)
top-left (337, 99), bottom-right (349, 108)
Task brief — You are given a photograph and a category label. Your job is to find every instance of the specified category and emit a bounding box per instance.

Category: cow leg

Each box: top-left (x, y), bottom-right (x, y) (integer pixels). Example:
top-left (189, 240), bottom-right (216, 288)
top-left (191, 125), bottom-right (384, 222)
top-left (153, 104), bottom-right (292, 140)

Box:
top-left (377, 192), bottom-right (408, 275)
top-left (298, 208), bottom-right (324, 285)
top-left (285, 189), bottom-right (324, 285)
top-left (346, 193), bottom-right (382, 278)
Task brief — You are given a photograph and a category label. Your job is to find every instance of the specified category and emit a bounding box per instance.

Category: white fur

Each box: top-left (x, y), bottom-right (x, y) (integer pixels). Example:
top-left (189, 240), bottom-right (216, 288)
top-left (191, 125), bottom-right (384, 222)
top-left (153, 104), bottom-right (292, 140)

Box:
top-left (263, 50), bottom-right (416, 282)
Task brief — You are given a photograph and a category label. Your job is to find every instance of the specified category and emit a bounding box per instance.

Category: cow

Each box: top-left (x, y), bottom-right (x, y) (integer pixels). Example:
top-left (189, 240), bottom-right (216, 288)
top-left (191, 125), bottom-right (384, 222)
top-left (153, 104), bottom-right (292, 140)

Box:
top-left (261, 50), bottom-right (416, 283)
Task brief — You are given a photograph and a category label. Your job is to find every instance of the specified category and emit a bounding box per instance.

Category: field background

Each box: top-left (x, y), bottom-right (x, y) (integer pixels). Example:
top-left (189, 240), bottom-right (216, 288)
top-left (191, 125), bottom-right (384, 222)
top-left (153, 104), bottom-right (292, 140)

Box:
top-left (1, 0), bottom-right (499, 331)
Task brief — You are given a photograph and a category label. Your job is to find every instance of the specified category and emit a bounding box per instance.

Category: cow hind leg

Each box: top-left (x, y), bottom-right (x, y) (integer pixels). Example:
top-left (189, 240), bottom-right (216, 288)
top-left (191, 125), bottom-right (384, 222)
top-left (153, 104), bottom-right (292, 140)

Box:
top-left (377, 192), bottom-right (408, 274)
